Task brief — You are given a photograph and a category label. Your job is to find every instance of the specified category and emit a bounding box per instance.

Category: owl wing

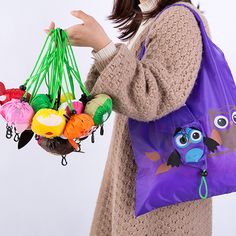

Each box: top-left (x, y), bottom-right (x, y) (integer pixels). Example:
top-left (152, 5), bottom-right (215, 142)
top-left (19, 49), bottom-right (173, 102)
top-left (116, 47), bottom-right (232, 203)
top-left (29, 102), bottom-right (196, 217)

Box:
top-left (167, 149), bottom-right (181, 167)
top-left (204, 137), bottom-right (220, 152)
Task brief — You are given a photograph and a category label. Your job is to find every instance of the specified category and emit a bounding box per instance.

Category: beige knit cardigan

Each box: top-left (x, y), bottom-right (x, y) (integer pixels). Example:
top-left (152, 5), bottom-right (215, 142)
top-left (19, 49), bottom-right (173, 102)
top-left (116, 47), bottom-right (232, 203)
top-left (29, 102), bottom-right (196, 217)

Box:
top-left (84, 2), bottom-right (213, 236)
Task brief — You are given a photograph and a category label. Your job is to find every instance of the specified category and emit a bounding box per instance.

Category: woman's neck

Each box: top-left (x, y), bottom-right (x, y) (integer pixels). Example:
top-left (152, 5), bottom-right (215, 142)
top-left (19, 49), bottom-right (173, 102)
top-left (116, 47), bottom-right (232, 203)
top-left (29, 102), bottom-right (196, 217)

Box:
top-left (139, 0), bottom-right (157, 13)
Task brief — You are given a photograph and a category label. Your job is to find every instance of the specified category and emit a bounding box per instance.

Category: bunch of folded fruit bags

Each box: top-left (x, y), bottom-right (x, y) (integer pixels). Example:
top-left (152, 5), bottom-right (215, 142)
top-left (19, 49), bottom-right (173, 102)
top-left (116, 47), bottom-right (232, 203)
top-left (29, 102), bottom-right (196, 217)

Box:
top-left (0, 28), bottom-right (112, 166)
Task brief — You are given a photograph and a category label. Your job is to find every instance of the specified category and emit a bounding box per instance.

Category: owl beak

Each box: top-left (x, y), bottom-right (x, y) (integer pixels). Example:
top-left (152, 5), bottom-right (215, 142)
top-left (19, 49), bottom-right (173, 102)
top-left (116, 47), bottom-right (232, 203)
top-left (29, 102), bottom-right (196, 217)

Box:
top-left (230, 121), bottom-right (233, 125)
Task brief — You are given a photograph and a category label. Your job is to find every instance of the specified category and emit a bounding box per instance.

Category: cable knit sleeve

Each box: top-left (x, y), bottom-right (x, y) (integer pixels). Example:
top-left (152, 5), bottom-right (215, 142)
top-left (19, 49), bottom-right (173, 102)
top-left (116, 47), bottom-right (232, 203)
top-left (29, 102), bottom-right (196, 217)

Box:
top-left (84, 64), bottom-right (100, 93)
top-left (89, 5), bottom-right (205, 122)
top-left (84, 43), bottom-right (117, 93)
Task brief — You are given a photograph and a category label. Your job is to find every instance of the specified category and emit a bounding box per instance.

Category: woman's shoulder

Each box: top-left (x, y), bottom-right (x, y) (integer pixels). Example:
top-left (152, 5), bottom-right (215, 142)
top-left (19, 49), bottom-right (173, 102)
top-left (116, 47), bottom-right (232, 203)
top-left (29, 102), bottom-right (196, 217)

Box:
top-left (177, 2), bottom-right (211, 38)
top-left (148, 1), bottom-right (211, 40)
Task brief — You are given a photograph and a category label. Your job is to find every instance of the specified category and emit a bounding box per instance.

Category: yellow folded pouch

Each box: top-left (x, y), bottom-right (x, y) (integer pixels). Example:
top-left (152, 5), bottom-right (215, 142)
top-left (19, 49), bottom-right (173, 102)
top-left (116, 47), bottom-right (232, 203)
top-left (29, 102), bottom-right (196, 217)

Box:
top-left (31, 109), bottom-right (66, 138)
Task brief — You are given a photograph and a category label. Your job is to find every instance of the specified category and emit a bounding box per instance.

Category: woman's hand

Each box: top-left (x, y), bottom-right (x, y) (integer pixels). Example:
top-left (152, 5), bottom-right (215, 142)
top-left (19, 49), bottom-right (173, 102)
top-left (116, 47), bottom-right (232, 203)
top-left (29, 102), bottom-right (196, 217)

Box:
top-left (44, 10), bottom-right (112, 52)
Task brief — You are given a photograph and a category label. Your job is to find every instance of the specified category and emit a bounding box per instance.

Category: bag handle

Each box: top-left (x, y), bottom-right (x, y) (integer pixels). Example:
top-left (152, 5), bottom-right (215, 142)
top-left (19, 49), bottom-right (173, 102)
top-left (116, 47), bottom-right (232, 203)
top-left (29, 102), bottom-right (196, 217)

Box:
top-left (138, 3), bottom-right (209, 60)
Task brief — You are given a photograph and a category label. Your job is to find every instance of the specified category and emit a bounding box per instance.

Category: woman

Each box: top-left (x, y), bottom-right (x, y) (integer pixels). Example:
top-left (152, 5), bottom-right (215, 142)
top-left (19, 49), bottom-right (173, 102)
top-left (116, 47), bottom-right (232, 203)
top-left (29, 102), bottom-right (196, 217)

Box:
top-left (46, 0), bottom-right (212, 235)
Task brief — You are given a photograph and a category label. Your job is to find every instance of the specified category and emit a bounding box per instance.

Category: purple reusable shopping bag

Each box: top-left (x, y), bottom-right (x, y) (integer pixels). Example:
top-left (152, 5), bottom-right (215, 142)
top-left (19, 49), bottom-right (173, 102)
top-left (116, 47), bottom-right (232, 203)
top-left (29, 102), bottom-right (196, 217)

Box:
top-left (128, 3), bottom-right (236, 217)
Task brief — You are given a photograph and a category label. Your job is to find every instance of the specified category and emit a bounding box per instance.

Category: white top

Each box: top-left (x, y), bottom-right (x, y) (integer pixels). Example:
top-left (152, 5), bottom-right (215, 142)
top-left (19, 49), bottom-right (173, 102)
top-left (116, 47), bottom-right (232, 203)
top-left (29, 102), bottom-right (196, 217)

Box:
top-left (127, 0), bottom-right (157, 50)
top-left (92, 0), bottom-right (157, 69)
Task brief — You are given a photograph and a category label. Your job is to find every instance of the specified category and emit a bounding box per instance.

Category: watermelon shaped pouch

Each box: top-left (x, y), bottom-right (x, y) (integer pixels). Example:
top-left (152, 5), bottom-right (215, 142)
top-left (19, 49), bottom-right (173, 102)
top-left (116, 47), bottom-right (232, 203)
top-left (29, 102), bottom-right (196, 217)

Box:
top-left (128, 3), bottom-right (236, 216)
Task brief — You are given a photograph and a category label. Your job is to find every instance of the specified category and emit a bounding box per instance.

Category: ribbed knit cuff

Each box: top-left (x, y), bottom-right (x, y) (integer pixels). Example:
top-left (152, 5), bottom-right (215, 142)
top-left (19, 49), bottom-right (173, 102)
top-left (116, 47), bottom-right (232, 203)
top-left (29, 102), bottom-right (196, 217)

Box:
top-left (92, 41), bottom-right (117, 72)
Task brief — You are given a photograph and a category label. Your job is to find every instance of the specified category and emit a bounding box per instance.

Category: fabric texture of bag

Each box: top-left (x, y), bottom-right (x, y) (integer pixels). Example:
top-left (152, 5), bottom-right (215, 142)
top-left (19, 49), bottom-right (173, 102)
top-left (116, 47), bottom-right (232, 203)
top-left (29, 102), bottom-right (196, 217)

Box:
top-left (128, 3), bottom-right (236, 217)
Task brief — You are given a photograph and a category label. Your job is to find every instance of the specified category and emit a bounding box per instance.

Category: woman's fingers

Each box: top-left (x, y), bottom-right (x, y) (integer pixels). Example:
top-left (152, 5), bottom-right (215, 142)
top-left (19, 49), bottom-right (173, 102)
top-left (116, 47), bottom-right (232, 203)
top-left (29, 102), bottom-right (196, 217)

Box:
top-left (71, 10), bottom-right (90, 23)
top-left (41, 11), bottom-right (109, 49)
top-left (66, 24), bottom-right (83, 39)
top-left (49, 21), bottom-right (55, 29)
top-left (44, 21), bottom-right (55, 34)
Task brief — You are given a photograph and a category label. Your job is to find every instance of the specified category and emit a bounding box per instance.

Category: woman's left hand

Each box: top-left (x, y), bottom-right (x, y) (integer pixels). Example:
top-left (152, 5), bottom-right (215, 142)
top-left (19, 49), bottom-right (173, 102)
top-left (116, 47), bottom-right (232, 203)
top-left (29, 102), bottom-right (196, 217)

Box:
top-left (45, 10), bottom-right (112, 52)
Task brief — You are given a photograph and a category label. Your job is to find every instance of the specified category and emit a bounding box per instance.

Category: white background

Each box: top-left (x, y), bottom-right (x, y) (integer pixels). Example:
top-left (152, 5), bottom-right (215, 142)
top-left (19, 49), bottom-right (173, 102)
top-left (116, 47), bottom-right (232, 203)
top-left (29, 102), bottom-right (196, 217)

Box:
top-left (0, 0), bottom-right (235, 235)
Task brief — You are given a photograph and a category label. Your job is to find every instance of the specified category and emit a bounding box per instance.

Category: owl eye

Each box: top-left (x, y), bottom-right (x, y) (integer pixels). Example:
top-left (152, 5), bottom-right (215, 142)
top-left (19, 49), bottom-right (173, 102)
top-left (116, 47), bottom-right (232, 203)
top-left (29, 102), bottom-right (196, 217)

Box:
top-left (175, 134), bottom-right (189, 148)
top-left (214, 115), bottom-right (229, 129)
top-left (232, 111), bottom-right (236, 124)
top-left (190, 130), bottom-right (203, 143)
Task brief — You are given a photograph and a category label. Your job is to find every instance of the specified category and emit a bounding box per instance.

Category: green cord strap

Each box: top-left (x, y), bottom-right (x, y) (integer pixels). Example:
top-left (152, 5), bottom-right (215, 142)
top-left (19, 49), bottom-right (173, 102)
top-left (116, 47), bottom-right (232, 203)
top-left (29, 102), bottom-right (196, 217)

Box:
top-left (24, 30), bottom-right (53, 86)
top-left (198, 170), bottom-right (208, 200)
top-left (64, 32), bottom-right (90, 96)
top-left (24, 33), bottom-right (56, 100)
top-left (23, 28), bottom-right (90, 109)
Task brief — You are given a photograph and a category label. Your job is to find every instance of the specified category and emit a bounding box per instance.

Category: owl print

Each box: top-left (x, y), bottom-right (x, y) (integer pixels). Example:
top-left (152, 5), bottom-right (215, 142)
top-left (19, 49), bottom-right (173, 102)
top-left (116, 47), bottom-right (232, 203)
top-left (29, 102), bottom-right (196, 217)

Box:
top-left (144, 105), bottom-right (236, 175)
top-left (209, 105), bottom-right (236, 150)
top-left (167, 127), bottom-right (220, 168)
top-left (144, 125), bottom-right (220, 175)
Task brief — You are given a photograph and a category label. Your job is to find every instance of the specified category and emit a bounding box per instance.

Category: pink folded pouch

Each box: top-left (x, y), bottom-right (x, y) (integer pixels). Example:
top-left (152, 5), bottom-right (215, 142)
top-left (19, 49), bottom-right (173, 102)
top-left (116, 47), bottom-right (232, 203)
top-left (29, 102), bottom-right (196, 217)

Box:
top-left (0, 99), bottom-right (34, 133)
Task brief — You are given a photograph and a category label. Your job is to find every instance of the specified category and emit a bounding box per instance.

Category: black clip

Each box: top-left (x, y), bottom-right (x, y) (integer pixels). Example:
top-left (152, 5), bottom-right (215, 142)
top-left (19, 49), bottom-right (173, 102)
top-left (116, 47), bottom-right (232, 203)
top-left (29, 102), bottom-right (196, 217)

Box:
top-left (13, 129), bottom-right (20, 143)
top-left (91, 131), bottom-right (95, 143)
top-left (100, 124), bottom-right (104, 136)
top-left (6, 124), bottom-right (13, 139)
top-left (61, 155), bottom-right (68, 166)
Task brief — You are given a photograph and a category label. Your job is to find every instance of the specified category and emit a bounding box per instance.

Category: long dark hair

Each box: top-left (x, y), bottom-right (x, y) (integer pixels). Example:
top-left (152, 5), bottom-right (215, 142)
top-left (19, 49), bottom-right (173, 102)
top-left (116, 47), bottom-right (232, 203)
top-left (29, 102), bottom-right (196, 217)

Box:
top-left (109, 0), bottom-right (200, 41)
